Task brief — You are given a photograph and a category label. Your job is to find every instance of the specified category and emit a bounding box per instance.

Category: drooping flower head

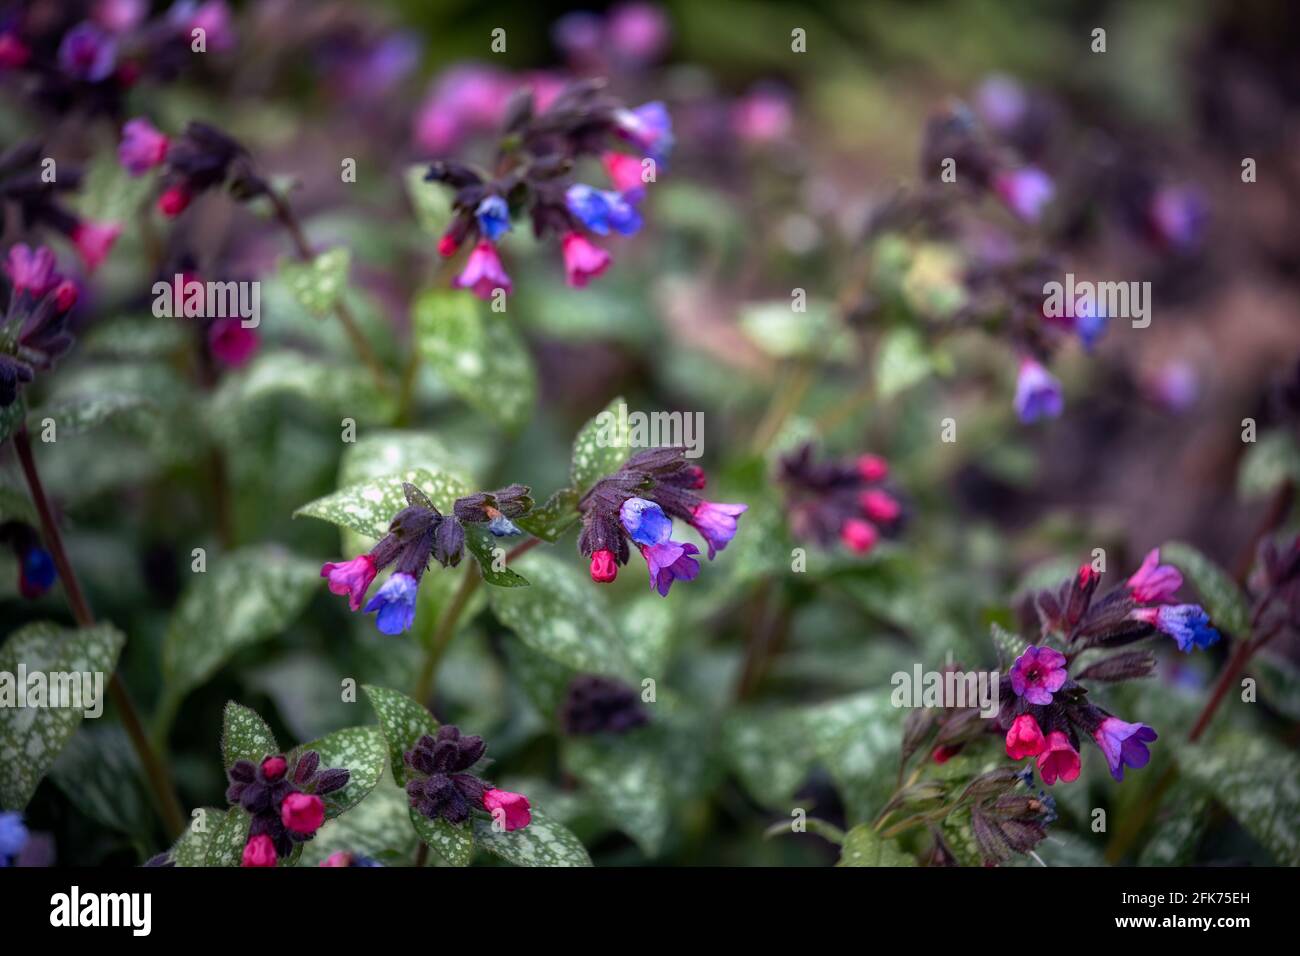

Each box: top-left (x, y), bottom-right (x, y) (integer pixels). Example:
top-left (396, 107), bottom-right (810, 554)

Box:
top-left (613, 101), bottom-right (674, 163)
top-left (454, 241), bottom-right (512, 300)
top-left (1126, 548), bottom-right (1182, 604)
top-left (640, 540), bottom-right (701, 596)
top-left (561, 232), bottom-right (611, 288)
top-left (119, 118), bottom-right (170, 175)
top-left (1036, 731), bottom-right (1081, 785)
top-left (1005, 713), bottom-right (1046, 760)
top-left (70, 220), bottom-right (121, 272)
top-left (1009, 645), bottom-right (1068, 705)
top-left (1093, 717), bottom-right (1157, 781)
top-left (1130, 604), bottom-right (1220, 652)
top-left (0, 811), bottom-right (28, 867)
top-left (208, 317), bottom-right (259, 368)
top-left (364, 572), bottom-right (419, 636)
top-left (993, 166), bottom-right (1054, 222)
top-left (1013, 357), bottom-right (1063, 423)
top-left (482, 789), bottom-right (531, 831)
top-left (690, 501), bottom-right (747, 558)
top-left (474, 195), bottom-right (511, 242)
top-left (565, 184), bottom-right (643, 236)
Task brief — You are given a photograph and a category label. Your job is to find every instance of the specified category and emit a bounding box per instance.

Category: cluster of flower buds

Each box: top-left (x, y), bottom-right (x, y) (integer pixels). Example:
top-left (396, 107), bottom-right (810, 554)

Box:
top-left (953, 766), bottom-right (1056, 867)
top-left (404, 725), bottom-right (530, 831)
top-left (321, 482), bottom-right (532, 635)
top-left (0, 521), bottom-right (56, 599)
top-left (2, 243), bottom-right (80, 407)
top-left (578, 446), bottom-right (746, 596)
top-left (227, 750), bottom-right (350, 867)
top-left (0, 144), bottom-right (121, 273)
top-left (997, 549), bottom-right (1220, 784)
top-left (117, 118), bottom-right (268, 217)
top-left (777, 443), bottom-right (903, 555)
top-left (560, 674), bottom-right (649, 735)
top-left (424, 78), bottom-right (672, 298)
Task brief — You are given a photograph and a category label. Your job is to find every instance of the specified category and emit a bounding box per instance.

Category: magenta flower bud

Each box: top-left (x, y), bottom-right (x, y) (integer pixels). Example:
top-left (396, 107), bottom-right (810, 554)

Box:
top-left (71, 221), bottom-right (121, 271)
top-left (321, 554), bottom-right (378, 611)
top-left (607, 3), bottom-right (671, 64)
top-left (208, 318), bottom-right (258, 368)
top-left (0, 32), bottom-right (30, 69)
top-left (561, 232), bottom-right (611, 288)
top-left (53, 280), bottom-right (78, 313)
top-left (260, 755), bottom-right (287, 781)
top-left (4, 244), bottom-right (59, 297)
top-left (158, 184), bottom-right (192, 218)
top-left (1005, 714), bottom-right (1046, 760)
top-left (732, 86), bottom-right (794, 145)
top-left (590, 549), bottom-right (618, 583)
top-left (1009, 645), bottom-right (1068, 705)
top-left (1036, 731), bottom-right (1081, 785)
top-left (482, 788), bottom-right (531, 831)
top-left (119, 118), bottom-right (170, 175)
top-left (240, 834), bottom-right (277, 867)
top-left (839, 518), bottom-right (878, 554)
top-left (855, 454), bottom-right (889, 482)
top-left (1126, 548), bottom-right (1182, 604)
top-left (860, 490), bottom-right (900, 524)
top-left (280, 792), bottom-right (325, 835)
top-left (993, 166), bottom-right (1054, 222)
top-left (454, 241), bottom-right (511, 300)
top-left (320, 851), bottom-right (353, 867)
top-left (602, 152), bottom-right (647, 196)
top-left (690, 501), bottom-right (747, 559)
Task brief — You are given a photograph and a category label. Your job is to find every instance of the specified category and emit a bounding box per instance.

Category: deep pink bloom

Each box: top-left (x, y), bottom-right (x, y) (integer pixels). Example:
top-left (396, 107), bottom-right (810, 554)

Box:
top-left (482, 788), bottom-right (531, 831)
top-left (994, 167), bottom-right (1054, 222)
top-left (860, 489), bottom-right (901, 524)
top-left (53, 280), bottom-right (78, 312)
top-left (4, 244), bottom-right (59, 296)
top-left (320, 851), bottom-right (353, 867)
top-left (158, 184), bottom-right (192, 217)
top-left (1126, 548), bottom-right (1182, 604)
top-left (280, 792), bottom-right (325, 835)
top-left (1009, 645), bottom-right (1068, 705)
top-left (208, 318), bottom-right (259, 368)
top-left (171, 1), bottom-right (235, 53)
top-left (240, 834), bottom-right (277, 867)
top-left (856, 454), bottom-right (889, 482)
top-left (639, 541), bottom-right (700, 596)
top-left (732, 86), bottom-right (794, 145)
top-left (603, 152), bottom-right (647, 196)
top-left (690, 501), bottom-right (747, 559)
top-left (561, 232), bottom-right (611, 288)
top-left (437, 234), bottom-right (459, 258)
top-left (454, 241), bottom-right (511, 300)
top-left (840, 518), bottom-right (878, 554)
top-left (931, 744), bottom-right (963, 764)
top-left (0, 32), bottom-right (30, 69)
top-left (119, 118), bottom-right (170, 175)
top-left (71, 221), bottom-right (121, 271)
top-left (321, 554), bottom-right (377, 611)
top-left (260, 755), bottom-right (287, 781)
top-left (1093, 717), bottom-right (1157, 781)
top-left (95, 0), bottom-right (149, 34)
top-left (607, 3), bottom-right (671, 64)
top-left (1036, 731), bottom-right (1081, 785)
top-left (590, 548), bottom-right (618, 583)
top-left (1005, 714), bottom-right (1046, 760)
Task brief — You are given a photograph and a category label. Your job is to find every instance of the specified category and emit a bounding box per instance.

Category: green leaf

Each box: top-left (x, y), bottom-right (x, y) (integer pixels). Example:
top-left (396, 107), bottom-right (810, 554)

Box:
top-left (27, 392), bottom-right (158, 437)
top-left (50, 726), bottom-right (153, 839)
top-left (565, 734), bottom-right (670, 856)
top-left (280, 247), bottom-right (351, 315)
top-left (1253, 649), bottom-right (1300, 721)
top-left (515, 487), bottom-right (580, 542)
top-left (723, 708), bottom-right (816, 808)
top-left (205, 806), bottom-right (252, 867)
top-left (463, 523), bottom-right (530, 587)
top-left (0, 483), bottom-right (36, 525)
top-left (487, 552), bottom-right (633, 677)
top-left (362, 685), bottom-right (438, 788)
top-left (413, 289), bottom-right (536, 430)
top-left (410, 810), bottom-right (474, 866)
top-left (299, 771), bottom-right (419, 866)
top-left (163, 547), bottom-right (319, 696)
top-left (1161, 541), bottom-right (1250, 636)
top-left (0, 401), bottom-right (21, 446)
top-left (837, 824), bottom-right (917, 866)
top-left (875, 326), bottom-right (934, 399)
top-left (295, 468), bottom-right (469, 541)
top-left (0, 621), bottom-right (125, 809)
top-left (170, 807), bottom-right (227, 867)
top-left (1238, 431), bottom-right (1300, 502)
top-left (220, 701), bottom-right (279, 769)
top-left (991, 622), bottom-right (1029, 669)
top-left (569, 395), bottom-right (630, 494)
top-left (1137, 789), bottom-right (1210, 866)
top-left (404, 164), bottom-right (453, 235)
top-left (473, 811), bottom-right (592, 867)
top-left (1177, 733), bottom-right (1300, 865)
top-left (297, 725), bottom-right (387, 818)
top-left (738, 299), bottom-right (853, 361)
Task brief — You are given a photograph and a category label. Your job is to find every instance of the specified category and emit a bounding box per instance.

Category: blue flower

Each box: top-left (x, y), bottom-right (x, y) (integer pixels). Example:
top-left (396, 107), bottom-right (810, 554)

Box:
top-left (619, 497), bottom-right (672, 546)
top-left (565, 184), bottom-right (642, 237)
top-left (615, 101), bottom-right (674, 163)
top-left (0, 811), bottom-right (28, 867)
top-left (487, 513), bottom-right (521, 537)
top-left (1073, 300), bottom-right (1109, 352)
top-left (19, 547), bottom-right (56, 598)
top-left (475, 195), bottom-right (511, 242)
top-left (363, 572), bottom-right (419, 635)
top-left (1156, 604), bottom-right (1220, 652)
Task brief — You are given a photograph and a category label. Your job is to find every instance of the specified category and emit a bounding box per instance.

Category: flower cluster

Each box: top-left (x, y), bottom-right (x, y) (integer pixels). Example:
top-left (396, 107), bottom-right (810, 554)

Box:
top-left (0, 521), bottom-right (56, 598)
top-left (0, 145), bottom-right (121, 273)
top-left (578, 446), bottom-right (746, 595)
top-left (403, 725), bottom-right (530, 831)
top-left (117, 118), bottom-right (268, 217)
top-left (777, 443), bottom-right (904, 555)
top-left (2, 243), bottom-right (81, 407)
top-left (321, 482), bottom-right (532, 635)
top-left (560, 674), bottom-right (649, 735)
top-left (424, 79), bottom-right (672, 298)
top-left (226, 751), bottom-right (349, 867)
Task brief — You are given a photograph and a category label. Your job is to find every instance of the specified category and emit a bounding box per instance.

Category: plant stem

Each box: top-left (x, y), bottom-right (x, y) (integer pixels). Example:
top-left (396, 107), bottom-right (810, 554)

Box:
top-left (12, 425), bottom-right (185, 839)
top-left (749, 361), bottom-right (813, 456)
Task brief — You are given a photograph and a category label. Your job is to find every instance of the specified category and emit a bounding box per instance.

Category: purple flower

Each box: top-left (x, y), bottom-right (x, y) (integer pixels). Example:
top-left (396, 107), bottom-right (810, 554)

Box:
top-left (363, 572), bottom-right (419, 635)
top-left (321, 554), bottom-right (378, 611)
top-left (639, 541), bottom-right (700, 596)
top-left (1014, 357), bottom-right (1063, 423)
top-left (1072, 298), bottom-right (1108, 352)
top-left (1148, 185), bottom-right (1205, 252)
top-left (994, 166), bottom-right (1054, 222)
top-left (475, 195), bottom-right (511, 242)
top-left (119, 118), bottom-right (170, 175)
top-left (19, 548), bottom-right (56, 599)
top-left (1009, 645), bottom-right (1068, 705)
top-left (974, 74), bottom-right (1028, 132)
top-left (1093, 717), bottom-right (1157, 781)
top-left (454, 241), bottom-right (511, 300)
top-left (607, 3), bottom-right (671, 64)
top-left (4, 244), bottom-right (59, 297)
top-left (0, 811), bottom-right (28, 866)
top-left (57, 22), bottom-right (117, 82)
top-left (614, 101), bottom-right (674, 162)
top-left (565, 184), bottom-right (642, 237)
top-left (1126, 548), bottom-right (1182, 604)
top-left (1132, 604), bottom-right (1220, 652)
top-left (690, 501), bottom-right (747, 559)
top-left (170, 1), bottom-right (235, 53)
top-left (620, 497), bottom-right (672, 546)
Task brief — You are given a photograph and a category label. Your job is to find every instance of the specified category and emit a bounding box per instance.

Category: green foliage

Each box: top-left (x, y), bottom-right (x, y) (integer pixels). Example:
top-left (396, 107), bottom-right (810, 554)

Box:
top-left (220, 701), bottom-right (279, 768)
top-left (280, 248), bottom-right (351, 316)
top-left (837, 825), bottom-right (917, 866)
top-left (1161, 541), bottom-right (1251, 636)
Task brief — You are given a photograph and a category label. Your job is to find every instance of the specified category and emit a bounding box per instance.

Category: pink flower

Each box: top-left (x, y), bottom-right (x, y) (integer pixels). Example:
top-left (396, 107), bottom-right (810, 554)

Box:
top-left (321, 554), bottom-right (377, 611)
top-left (158, 184), bottom-right (192, 217)
top-left (993, 167), bottom-right (1054, 223)
top-left (840, 518), bottom-right (878, 554)
top-left (1126, 548), bottom-right (1182, 604)
top-left (1036, 731), bottom-right (1081, 785)
top-left (0, 32), bottom-right (30, 69)
top-left (856, 454), bottom-right (888, 482)
top-left (931, 744), bottom-right (963, 764)
top-left (320, 851), bottom-right (353, 867)
top-left (1009, 645), bottom-right (1068, 705)
top-left (260, 755), bottom-right (287, 781)
top-left (482, 788), bottom-right (531, 831)
top-left (53, 280), bottom-right (78, 312)
top-left (1005, 714), bottom-right (1046, 760)
top-left (690, 501), bottom-right (747, 559)
top-left (860, 489), bottom-right (901, 524)
top-left (607, 3), bottom-right (671, 64)
top-left (602, 152), bottom-right (648, 196)
top-left (280, 792), bottom-right (325, 835)
top-left (454, 241), bottom-right (511, 300)
top-left (240, 834), bottom-right (277, 867)
top-left (172, 1), bottom-right (235, 53)
top-left (4, 244), bottom-right (59, 296)
top-left (589, 548), bottom-right (618, 583)
top-left (71, 221), bottom-right (121, 271)
top-left (1093, 717), bottom-right (1157, 781)
top-left (561, 232), bottom-right (611, 288)
top-left (119, 117), bottom-right (169, 175)
top-left (732, 86), bottom-right (794, 145)
top-left (208, 318), bottom-right (259, 368)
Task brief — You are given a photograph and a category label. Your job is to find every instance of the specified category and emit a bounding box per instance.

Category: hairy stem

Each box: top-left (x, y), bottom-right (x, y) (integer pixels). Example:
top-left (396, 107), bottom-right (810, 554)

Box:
top-left (13, 425), bottom-right (186, 840)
